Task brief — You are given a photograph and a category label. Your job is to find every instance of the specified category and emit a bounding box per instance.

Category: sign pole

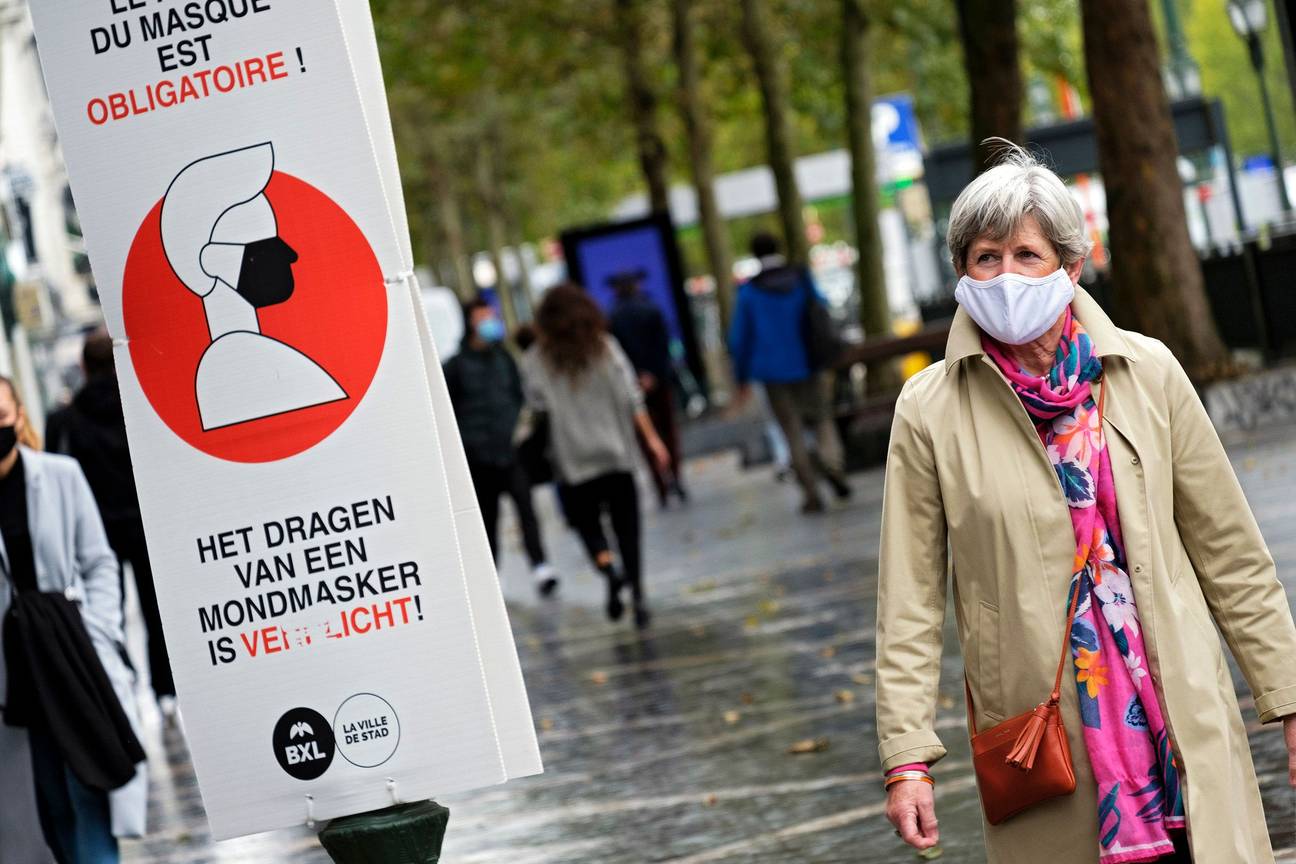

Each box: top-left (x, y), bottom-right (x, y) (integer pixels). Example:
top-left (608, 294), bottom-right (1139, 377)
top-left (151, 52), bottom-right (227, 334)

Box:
top-left (319, 801), bottom-right (450, 864)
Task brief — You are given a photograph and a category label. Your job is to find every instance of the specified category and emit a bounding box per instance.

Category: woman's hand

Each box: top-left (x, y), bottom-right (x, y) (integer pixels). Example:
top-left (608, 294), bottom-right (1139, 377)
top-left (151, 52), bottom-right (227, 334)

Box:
top-left (1284, 716), bottom-right (1296, 785)
top-left (633, 409), bottom-right (672, 476)
top-left (647, 434), bottom-right (671, 476)
top-left (886, 780), bottom-right (939, 850)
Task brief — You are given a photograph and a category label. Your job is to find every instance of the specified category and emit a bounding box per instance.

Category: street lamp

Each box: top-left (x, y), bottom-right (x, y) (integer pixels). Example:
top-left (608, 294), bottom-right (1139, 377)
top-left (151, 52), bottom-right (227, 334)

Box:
top-left (1228, 0), bottom-right (1294, 214)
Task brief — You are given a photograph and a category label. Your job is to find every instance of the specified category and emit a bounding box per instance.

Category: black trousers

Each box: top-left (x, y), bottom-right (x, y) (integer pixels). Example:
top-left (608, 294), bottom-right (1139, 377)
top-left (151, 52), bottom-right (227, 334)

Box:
top-left (559, 471), bottom-right (642, 601)
top-left (636, 385), bottom-right (682, 504)
top-left (106, 519), bottom-right (174, 699)
top-left (468, 460), bottom-right (547, 568)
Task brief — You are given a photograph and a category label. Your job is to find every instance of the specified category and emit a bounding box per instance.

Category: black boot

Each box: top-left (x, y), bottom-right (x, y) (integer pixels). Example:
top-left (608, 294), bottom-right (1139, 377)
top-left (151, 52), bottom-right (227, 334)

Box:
top-left (633, 602), bottom-right (652, 629)
top-left (628, 576), bottom-right (650, 629)
top-left (600, 564), bottom-right (625, 622)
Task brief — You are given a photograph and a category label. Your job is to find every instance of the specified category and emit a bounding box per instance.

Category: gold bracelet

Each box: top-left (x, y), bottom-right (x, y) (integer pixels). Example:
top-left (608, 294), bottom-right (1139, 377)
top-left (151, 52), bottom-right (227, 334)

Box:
top-left (884, 771), bottom-right (934, 788)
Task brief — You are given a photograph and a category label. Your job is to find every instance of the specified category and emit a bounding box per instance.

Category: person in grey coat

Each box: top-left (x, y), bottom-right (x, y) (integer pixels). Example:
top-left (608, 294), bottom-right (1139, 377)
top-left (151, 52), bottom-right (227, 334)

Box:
top-left (0, 376), bottom-right (146, 864)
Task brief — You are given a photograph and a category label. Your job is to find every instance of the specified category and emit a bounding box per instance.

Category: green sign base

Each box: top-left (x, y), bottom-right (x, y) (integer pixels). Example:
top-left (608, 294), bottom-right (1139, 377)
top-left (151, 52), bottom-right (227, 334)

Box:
top-left (319, 801), bottom-right (450, 864)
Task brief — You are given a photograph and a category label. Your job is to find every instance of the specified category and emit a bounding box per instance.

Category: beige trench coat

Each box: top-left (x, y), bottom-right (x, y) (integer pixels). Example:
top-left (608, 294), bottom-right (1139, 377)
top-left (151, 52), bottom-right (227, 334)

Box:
top-left (875, 287), bottom-right (1296, 863)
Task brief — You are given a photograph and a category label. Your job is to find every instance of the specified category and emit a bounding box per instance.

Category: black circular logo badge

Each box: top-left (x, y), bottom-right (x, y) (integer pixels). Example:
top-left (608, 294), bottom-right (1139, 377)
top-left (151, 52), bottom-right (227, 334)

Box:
top-left (272, 707), bottom-right (335, 781)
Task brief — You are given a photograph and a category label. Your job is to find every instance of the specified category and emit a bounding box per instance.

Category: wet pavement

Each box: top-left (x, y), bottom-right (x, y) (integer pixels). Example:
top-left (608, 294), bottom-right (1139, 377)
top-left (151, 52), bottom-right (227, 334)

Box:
top-left (120, 422), bottom-right (1296, 863)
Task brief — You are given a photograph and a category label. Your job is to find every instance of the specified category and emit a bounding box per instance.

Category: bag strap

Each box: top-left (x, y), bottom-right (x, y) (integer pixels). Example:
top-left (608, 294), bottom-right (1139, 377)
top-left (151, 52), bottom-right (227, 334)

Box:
top-left (966, 377), bottom-right (1107, 737)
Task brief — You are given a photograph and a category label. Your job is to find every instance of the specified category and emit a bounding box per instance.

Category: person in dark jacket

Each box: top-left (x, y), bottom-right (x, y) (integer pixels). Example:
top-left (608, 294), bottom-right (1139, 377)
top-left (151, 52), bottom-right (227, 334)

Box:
top-left (607, 271), bottom-right (685, 508)
top-left (444, 299), bottom-right (558, 596)
top-left (729, 232), bottom-right (851, 513)
top-left (45, 328), bottom-right (176, 717)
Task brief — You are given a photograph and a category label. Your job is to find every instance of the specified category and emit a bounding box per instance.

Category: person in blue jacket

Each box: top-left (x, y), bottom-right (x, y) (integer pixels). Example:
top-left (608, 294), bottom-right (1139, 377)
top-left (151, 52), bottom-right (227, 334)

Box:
top-left (729, 232), bottom-right (851, 513)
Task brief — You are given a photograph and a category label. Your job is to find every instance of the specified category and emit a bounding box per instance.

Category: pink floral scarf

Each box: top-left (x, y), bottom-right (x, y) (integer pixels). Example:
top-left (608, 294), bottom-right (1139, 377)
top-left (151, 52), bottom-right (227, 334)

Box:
top-left (985, 310), bottom-right (1185, 863)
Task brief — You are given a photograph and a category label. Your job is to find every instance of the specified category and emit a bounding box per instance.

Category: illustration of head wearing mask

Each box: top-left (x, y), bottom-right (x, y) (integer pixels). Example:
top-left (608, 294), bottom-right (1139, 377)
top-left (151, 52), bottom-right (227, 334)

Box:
top-left (161, 143), bottom-right (346, 431)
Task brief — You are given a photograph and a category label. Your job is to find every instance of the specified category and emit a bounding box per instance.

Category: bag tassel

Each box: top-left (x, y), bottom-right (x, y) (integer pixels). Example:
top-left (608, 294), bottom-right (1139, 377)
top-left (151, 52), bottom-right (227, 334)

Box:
top-left (1005, 702), bottom-right (1055, 771)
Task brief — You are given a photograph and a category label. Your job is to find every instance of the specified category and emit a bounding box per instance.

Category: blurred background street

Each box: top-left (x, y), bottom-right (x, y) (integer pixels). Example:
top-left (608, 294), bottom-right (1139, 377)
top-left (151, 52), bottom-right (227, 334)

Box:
top-left (3, 0), bottom-right (1296, 859)
top-left (115, 418), bottom-right (1296, 863)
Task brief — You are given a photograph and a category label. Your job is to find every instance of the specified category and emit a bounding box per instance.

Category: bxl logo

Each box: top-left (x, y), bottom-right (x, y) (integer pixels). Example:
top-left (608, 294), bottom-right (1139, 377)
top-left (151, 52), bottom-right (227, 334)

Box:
top-left (272, 707), bottom-right (335, 780)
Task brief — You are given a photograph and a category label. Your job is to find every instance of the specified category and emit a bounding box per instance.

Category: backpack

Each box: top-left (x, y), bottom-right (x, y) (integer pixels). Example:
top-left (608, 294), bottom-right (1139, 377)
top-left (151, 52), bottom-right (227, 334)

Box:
top-left (801, 272), bottom-right (843, 371)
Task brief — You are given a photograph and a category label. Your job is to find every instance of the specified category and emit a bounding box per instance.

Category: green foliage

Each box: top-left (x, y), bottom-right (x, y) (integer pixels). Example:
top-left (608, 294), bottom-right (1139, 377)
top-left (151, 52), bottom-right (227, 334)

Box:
top-left (371, 0), bottom-right (1296, 268)
top-left (1183, 0), bottom-right (1296, 161)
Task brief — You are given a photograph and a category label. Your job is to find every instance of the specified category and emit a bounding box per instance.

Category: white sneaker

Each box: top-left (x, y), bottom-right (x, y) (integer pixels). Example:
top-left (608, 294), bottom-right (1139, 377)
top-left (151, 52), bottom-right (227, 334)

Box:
top-left (532, 563), bottom-right (560, 598)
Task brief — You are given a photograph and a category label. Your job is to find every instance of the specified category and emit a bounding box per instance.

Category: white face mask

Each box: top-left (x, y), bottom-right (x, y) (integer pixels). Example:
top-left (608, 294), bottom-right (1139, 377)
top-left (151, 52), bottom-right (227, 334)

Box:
top-left (954, 268), bottom-right (1075, 345)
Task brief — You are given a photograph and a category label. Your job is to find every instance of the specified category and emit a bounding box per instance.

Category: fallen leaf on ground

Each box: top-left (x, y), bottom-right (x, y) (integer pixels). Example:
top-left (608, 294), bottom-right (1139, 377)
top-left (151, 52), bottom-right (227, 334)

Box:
top-left (835, 689), bottom-right (855, 704)
top-left (723, 710), bottom-right (741, 726)
top-left (938, 695), bottom-right (956, 710)
top-left (820, 646), bottom-right (837, 659)
top-left (703, 793), bottom-right (719, 807)
top-left (588, 671), bottom-right (608, 685)
top-left (690, 625), bottom-right (707, 638)
top-left (744, 615), bottom-right (760, 630)
top-left (787, 737), bottom-right (831, 755)
top-left (851, 672), bottom-right (873, 686)
top-left (538, 718), bottom-right (555, 731)
top-left (759, 599), bottom-right (781, 615)
top-left (917, 847), bottom-right (944, 860)
top-left (739, 692), bottom-right (755, 705)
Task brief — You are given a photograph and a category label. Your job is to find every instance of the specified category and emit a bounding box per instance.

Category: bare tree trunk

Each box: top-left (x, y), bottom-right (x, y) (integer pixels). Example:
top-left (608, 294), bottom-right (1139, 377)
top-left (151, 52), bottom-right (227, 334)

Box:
top-left (842, 0), bottom-right (899, 393)
top-left (1079, 0), bottom-right (1229, 381)
top-left (507, 224), bottom-right (534, 321)
top-left (424, 247), bottom-right (444, 287)
top-left (429, 140), bottom-right (474, 300)
top-left (476, 135), bottom-right (518, 330)
top-left (954, 0), bottom-right (1023, 172)
top-left (842, 0), bottom-right (888, 340)
top-left (673, 0), bottom-right (734, 330)
top-left (740, 0), bottom-right (808, 265)
top-left (615, 0), bottom-right (671, 214)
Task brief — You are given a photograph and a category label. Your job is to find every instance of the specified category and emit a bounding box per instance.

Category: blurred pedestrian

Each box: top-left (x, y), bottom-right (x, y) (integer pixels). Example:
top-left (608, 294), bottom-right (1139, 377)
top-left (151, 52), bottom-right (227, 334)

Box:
top-left (728, 232), bottom-right (850, 513)
top-left (513, 322), bottom-right (538, 352)
top-left (607, 270), bottom-right (686, 508)
top-left (0, 376), bottom-right (147, 864)
top-left (877, 144), bottom-right (1295, 863)
top-left (444, 299), bottom-right (559, 597)
top-left (46, 328), bottom-right (176, 719)
top-left (522, 283), bottom-right (669, 628)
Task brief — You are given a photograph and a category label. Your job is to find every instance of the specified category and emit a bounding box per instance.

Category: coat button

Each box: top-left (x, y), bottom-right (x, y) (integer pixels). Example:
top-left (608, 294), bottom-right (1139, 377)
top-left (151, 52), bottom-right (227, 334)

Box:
top-left (1130, 456), bottom-right (1140, 465)
top-left (1134, 564), bottom-right (1144, 574)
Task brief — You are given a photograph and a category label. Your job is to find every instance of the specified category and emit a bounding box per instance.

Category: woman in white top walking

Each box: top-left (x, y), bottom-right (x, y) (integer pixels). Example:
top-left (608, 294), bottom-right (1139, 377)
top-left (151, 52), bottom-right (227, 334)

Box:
top-left (522, 284), bottom-right (669, 629)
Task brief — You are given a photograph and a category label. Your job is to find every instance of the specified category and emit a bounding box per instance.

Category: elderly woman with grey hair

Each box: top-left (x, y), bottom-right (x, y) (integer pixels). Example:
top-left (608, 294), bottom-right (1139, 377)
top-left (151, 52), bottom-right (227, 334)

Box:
top-left (874, 145), bottom-right (1296, 863)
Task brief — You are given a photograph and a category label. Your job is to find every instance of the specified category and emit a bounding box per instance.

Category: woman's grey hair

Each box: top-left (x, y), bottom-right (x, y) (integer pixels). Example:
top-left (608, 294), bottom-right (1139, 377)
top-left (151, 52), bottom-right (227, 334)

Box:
top-left (946, 141), bottom-right (1092, 271)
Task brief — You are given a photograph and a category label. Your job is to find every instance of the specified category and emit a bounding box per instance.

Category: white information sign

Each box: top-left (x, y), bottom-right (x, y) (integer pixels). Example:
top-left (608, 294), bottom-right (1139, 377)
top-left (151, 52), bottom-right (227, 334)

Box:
top-left (29, 0), bottom-right (540, 840)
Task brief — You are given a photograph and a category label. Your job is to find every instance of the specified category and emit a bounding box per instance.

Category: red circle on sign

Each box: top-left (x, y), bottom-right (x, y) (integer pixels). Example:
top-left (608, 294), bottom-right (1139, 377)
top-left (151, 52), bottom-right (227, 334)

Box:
top-left (123, 172), bottom-right (387, 463)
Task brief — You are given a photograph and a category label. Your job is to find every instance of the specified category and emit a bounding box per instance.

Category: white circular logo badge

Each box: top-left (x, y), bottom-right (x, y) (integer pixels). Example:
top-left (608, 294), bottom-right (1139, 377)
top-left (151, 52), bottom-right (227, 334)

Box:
top-left (333, 693), bottom-right (400, 768)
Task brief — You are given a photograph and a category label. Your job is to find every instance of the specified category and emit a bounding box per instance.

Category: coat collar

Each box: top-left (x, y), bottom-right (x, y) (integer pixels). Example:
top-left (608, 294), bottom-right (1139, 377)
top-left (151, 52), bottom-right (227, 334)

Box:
top-left (15, 446), bottom-right (44, 490)
top-left (943, 285), bottom-right (1137, 375)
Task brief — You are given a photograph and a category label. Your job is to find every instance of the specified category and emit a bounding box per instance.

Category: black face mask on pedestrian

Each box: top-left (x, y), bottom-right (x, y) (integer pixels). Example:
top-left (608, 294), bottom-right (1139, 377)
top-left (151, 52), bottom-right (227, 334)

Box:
top-left (0, 424), bottom-right (16, 460)
top-left (236, 236), bottom-right (299, 309)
